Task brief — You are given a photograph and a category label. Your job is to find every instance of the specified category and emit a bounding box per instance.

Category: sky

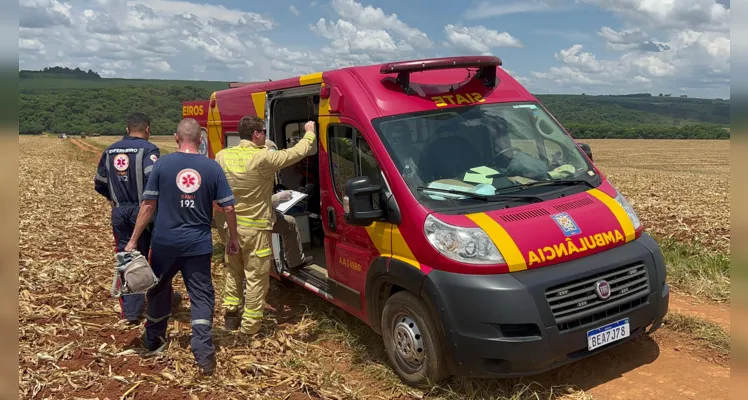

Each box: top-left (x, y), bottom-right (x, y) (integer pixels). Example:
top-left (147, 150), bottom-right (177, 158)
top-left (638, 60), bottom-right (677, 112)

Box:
top-left (18, 0), bottom-right (731, 98)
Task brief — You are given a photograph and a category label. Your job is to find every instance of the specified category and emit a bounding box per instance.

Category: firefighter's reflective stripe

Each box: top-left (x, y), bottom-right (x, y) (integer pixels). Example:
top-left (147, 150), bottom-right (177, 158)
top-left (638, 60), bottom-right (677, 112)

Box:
top-left (192, 319), bottom-right (212, 327)
top-left (223, 296), bottom-right (241, 306)
top-left (237, 216), bottom-right (270, 228)
top-left (243, 308), bottom-right (263, 318)
top-left (254, 247), bottom-right (272, 257)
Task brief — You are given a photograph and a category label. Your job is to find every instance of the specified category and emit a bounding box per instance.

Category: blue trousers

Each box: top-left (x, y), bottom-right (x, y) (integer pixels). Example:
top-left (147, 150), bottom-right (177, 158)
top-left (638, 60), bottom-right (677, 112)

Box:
top-left (144, 252), bottom-right (215, 367)
top-left (112, 205), bottom-right (149, 321)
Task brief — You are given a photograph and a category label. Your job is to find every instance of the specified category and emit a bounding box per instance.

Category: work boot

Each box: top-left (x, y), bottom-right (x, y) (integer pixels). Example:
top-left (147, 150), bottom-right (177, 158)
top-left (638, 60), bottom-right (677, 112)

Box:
top-left (199, 358), bottom-right (216, 376)
top-left (140, 335), bottom-right (167, 356)
top-left (172, 291), bottom-right (183, 309)
top-left (224, 310), bottom-right (241, 331)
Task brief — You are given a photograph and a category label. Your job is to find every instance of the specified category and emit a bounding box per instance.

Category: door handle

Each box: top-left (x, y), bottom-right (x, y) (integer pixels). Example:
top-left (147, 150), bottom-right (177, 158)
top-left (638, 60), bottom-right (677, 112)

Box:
top-left (327, 207), bottom-right (336, 231)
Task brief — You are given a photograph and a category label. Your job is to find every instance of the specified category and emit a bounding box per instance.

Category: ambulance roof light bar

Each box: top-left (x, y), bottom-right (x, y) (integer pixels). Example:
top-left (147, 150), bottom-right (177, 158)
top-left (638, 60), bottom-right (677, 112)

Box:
top-left (380, 56), bottom-right (502, 93)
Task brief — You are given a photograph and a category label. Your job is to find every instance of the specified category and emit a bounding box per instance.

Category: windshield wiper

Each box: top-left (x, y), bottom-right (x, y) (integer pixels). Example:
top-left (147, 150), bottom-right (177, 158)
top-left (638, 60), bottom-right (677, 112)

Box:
top-left (495, 178), bottom-right (595, 193)
top-left (416, 186), bottom-right (543, 201)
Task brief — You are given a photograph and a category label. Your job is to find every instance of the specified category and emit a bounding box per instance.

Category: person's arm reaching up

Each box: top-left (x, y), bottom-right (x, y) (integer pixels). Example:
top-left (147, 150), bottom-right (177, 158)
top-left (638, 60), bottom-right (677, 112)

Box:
top-left (261, 121), bottom-right (317, 174)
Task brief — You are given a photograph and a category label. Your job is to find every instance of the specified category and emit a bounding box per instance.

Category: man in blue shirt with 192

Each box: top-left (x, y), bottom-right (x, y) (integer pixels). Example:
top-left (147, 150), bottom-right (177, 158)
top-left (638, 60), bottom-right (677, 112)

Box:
top-left (125, 118), bottom-right (240, 375)
top-left (94, 112), bottom-right (182, 323)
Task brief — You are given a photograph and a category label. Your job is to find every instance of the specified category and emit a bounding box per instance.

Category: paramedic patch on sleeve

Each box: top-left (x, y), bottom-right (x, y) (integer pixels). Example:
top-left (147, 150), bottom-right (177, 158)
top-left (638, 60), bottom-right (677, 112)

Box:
top-left (551, 212), bottom-right (582, 237)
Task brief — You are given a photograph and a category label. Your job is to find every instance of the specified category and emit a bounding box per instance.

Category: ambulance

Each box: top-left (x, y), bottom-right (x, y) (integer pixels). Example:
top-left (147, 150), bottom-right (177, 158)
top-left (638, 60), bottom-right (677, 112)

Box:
top-left (183, 56), bottom-right (669, 387)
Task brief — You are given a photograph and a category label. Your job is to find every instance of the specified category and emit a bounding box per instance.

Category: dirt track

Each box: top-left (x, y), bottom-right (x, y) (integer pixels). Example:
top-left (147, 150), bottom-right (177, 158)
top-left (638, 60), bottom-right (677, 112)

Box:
top-left (18, 135), bottom-right (730, 399)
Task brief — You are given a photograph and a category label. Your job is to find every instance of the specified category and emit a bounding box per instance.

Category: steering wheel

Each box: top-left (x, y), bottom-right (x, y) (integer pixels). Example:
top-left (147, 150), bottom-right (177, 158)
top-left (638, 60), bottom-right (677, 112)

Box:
top-left (489, 147), bottom-right (524, 164)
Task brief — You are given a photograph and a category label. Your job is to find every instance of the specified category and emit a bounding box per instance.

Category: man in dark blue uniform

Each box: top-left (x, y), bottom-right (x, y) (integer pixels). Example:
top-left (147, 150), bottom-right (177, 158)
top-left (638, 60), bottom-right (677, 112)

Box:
top-left (94, 113), bottom-right (182, 323)
top-left (125, 117), bottom-right (240, 375)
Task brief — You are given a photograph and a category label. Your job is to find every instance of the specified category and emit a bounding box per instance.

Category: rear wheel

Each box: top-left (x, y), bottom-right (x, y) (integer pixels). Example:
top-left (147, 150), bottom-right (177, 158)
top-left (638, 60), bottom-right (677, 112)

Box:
top-left (381, 291), bottom-right (450, 387)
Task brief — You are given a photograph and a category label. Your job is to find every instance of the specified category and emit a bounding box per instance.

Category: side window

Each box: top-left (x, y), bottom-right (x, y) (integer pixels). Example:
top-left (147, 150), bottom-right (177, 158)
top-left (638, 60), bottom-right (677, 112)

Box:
top-left (328, 124), bottom-right (383, 209)
top-left (328, 125), bottom-right (356, 202)
top-left (356, 135), bottom-right (382, 209)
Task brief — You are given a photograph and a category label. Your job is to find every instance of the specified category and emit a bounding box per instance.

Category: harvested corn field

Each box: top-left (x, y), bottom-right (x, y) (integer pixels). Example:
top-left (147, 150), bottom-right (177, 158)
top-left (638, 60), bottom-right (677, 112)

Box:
top-left (584, 139), bottom-right (729, 255)
top-left (18, 135), bottom-right (730, 399)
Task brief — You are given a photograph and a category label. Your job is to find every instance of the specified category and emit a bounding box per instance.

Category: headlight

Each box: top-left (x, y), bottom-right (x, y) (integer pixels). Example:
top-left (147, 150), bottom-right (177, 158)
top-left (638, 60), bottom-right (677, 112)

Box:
top-left (424, 214), bottom-right (505, 265)
top-left (614, 190), bottom-right (641, 230)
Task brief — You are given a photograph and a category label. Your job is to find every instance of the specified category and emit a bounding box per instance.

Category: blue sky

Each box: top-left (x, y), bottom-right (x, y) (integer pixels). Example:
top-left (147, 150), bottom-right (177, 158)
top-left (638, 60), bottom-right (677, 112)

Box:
top-left (19, 0), bottom-right (730, 98)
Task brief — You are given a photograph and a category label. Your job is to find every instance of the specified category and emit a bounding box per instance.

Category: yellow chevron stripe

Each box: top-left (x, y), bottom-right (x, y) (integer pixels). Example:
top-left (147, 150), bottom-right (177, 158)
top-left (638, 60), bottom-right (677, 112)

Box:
top-left (587, 189), bottom-right (636, 242)
top-left (467, 212), bottom-right (527, 272)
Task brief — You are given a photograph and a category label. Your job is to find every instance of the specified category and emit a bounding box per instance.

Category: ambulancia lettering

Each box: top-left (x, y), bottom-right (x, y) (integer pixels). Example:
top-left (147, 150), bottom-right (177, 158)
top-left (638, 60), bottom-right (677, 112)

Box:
top-left (527, 229), bottom-right (625, 266)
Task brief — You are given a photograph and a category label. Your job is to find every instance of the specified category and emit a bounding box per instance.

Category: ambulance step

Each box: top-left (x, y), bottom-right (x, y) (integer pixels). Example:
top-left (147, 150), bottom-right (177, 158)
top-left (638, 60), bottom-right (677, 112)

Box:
top-left (287, 267), bottom-right (329, 293)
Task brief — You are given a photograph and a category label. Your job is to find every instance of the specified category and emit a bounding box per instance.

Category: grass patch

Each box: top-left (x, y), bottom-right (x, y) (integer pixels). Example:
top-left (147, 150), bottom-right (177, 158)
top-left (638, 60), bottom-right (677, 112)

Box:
top-left (306, 305), bottom-right (593, 400)
top-left (664, 312), bottom-right (730, 355)
top-left (658, 237), bottom-right (730, 302)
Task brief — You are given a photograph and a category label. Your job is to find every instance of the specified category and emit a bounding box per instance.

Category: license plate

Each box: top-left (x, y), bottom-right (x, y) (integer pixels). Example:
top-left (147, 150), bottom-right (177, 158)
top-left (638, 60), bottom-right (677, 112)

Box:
top-left (586, 318), bottom-right (630, 351)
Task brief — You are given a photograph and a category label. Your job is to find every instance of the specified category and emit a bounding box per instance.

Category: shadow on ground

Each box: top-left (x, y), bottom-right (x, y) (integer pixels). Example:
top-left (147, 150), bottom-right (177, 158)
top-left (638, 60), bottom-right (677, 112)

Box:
top-left (260, 277), bottom-right (662, 397)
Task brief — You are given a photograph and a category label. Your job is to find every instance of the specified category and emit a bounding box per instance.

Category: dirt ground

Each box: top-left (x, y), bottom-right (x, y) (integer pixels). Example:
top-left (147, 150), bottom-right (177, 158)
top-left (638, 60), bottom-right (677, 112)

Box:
top-left (18, 135), bottom-right (730, 399)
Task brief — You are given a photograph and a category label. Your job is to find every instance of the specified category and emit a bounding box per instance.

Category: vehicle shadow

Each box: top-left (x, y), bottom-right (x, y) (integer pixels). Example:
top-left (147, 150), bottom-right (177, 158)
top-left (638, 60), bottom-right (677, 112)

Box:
top-left (265, 278), bottom-right (663, 397)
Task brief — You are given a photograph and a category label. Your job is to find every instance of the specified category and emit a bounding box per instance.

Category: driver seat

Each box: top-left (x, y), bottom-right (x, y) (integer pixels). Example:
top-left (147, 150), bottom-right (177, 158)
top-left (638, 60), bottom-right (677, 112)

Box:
top-left (418, 136), bottom-right (479, 182)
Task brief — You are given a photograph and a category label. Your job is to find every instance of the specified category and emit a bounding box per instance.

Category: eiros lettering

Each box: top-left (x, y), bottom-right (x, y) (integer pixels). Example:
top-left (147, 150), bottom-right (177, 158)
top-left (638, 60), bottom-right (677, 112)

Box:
top-left (183, 105), bottom-right (205, 117)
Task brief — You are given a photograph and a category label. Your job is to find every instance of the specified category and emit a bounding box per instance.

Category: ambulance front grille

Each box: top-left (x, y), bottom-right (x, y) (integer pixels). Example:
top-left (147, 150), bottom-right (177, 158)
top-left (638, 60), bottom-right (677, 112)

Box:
top-left (544, 262), bottom-right (650, 329)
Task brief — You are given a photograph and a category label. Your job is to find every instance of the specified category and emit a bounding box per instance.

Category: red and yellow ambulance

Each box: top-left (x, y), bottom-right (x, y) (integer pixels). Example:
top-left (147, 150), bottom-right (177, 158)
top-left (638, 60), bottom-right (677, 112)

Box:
top-left (183, 56), bottom-right (669, 387)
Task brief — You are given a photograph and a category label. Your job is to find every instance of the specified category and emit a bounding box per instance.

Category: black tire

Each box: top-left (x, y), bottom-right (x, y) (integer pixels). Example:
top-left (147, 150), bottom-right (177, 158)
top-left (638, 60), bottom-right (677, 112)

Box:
top-left (381, 290), bottom-right (451, 387)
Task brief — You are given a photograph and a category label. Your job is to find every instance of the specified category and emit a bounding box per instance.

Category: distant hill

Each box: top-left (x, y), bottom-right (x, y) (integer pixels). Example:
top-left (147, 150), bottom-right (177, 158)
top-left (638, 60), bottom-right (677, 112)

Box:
top-left (18, 67), bottom-right (730, 139)
top-left (19, 66), bottom-right (229, 93)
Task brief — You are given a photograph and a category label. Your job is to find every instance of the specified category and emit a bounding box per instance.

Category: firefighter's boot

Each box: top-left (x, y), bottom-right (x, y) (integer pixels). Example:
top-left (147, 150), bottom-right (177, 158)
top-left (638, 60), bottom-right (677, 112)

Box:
top-left (224, 310), bottom-right (241, 331)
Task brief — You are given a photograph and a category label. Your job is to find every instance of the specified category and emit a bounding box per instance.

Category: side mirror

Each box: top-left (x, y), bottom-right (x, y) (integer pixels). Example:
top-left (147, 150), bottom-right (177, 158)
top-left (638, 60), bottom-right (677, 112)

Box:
top-left (578, 142), bottom-right (593, 161)
top-left (344, 176), bottom-right (383, 226)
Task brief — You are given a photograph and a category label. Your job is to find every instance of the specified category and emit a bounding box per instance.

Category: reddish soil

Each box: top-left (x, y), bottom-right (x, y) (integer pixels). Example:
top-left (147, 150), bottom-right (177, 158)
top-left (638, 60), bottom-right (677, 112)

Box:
top-left (668, 292), bottom-right (730, 330)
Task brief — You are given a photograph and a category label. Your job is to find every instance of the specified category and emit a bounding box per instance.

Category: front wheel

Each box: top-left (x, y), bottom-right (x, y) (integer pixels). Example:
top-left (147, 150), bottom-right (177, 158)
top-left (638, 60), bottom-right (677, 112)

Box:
top-left (381, 291), bottom-right (451, 387)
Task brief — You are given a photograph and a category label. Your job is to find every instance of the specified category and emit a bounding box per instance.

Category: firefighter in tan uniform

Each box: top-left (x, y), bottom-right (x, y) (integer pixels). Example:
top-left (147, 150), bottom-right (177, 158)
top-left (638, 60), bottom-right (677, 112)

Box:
top-left (213, 139), bottom-right (310, 268)
top-left (214, 115), bottom-right (317, 334)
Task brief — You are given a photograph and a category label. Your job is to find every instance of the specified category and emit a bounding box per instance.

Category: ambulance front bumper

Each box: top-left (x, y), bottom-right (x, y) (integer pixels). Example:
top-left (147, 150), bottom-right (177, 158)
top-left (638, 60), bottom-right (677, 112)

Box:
top-left (420, 232), bottom-right (669, 378)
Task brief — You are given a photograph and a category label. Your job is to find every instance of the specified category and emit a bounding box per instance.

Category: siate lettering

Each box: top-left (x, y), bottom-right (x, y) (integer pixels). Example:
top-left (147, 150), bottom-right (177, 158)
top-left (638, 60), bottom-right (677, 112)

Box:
top-left (432, 92), bottom-right (486, 107)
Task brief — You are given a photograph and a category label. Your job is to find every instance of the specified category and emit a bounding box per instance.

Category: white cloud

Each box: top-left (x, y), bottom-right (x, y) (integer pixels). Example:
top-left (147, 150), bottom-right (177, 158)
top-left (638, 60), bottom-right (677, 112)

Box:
top-left (443, 24), bottom-right (523, 54)
top-left (307, 0), bottom-right (435, 65)
top-left (463, 0), bottom-right (570, 19)
top-left (20, 0), bottom-right (74, 28)
top-left (289, 5), bottom-right (300, 16)
top-left (18, 0), bottom-right (321, 81)
top-left (328, 0), bottom-right (432, 48)
top-left (126, 0), bottom-right (275, 28)
top-left (579, 0), bottom-right (730, 32)
top-left (530, 0), bottom-right (729, 96)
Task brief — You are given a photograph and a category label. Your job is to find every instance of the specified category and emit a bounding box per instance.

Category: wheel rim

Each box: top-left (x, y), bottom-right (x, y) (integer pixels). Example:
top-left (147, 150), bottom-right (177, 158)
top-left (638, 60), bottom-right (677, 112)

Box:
top-left (391, 313), bottom-right (425, 372)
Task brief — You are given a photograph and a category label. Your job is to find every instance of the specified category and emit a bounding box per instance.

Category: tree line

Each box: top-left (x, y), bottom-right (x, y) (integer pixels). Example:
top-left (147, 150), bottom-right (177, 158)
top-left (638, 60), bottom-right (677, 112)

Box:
top-left (18, 70), bottom-right (730, 139)
top-left (19, 86), bottom-right (211, 135)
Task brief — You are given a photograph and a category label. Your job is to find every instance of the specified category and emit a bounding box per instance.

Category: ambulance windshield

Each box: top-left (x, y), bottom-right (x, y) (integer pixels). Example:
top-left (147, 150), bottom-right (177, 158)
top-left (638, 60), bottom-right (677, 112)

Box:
top-left (372, 101), bottom-right (598, 206)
